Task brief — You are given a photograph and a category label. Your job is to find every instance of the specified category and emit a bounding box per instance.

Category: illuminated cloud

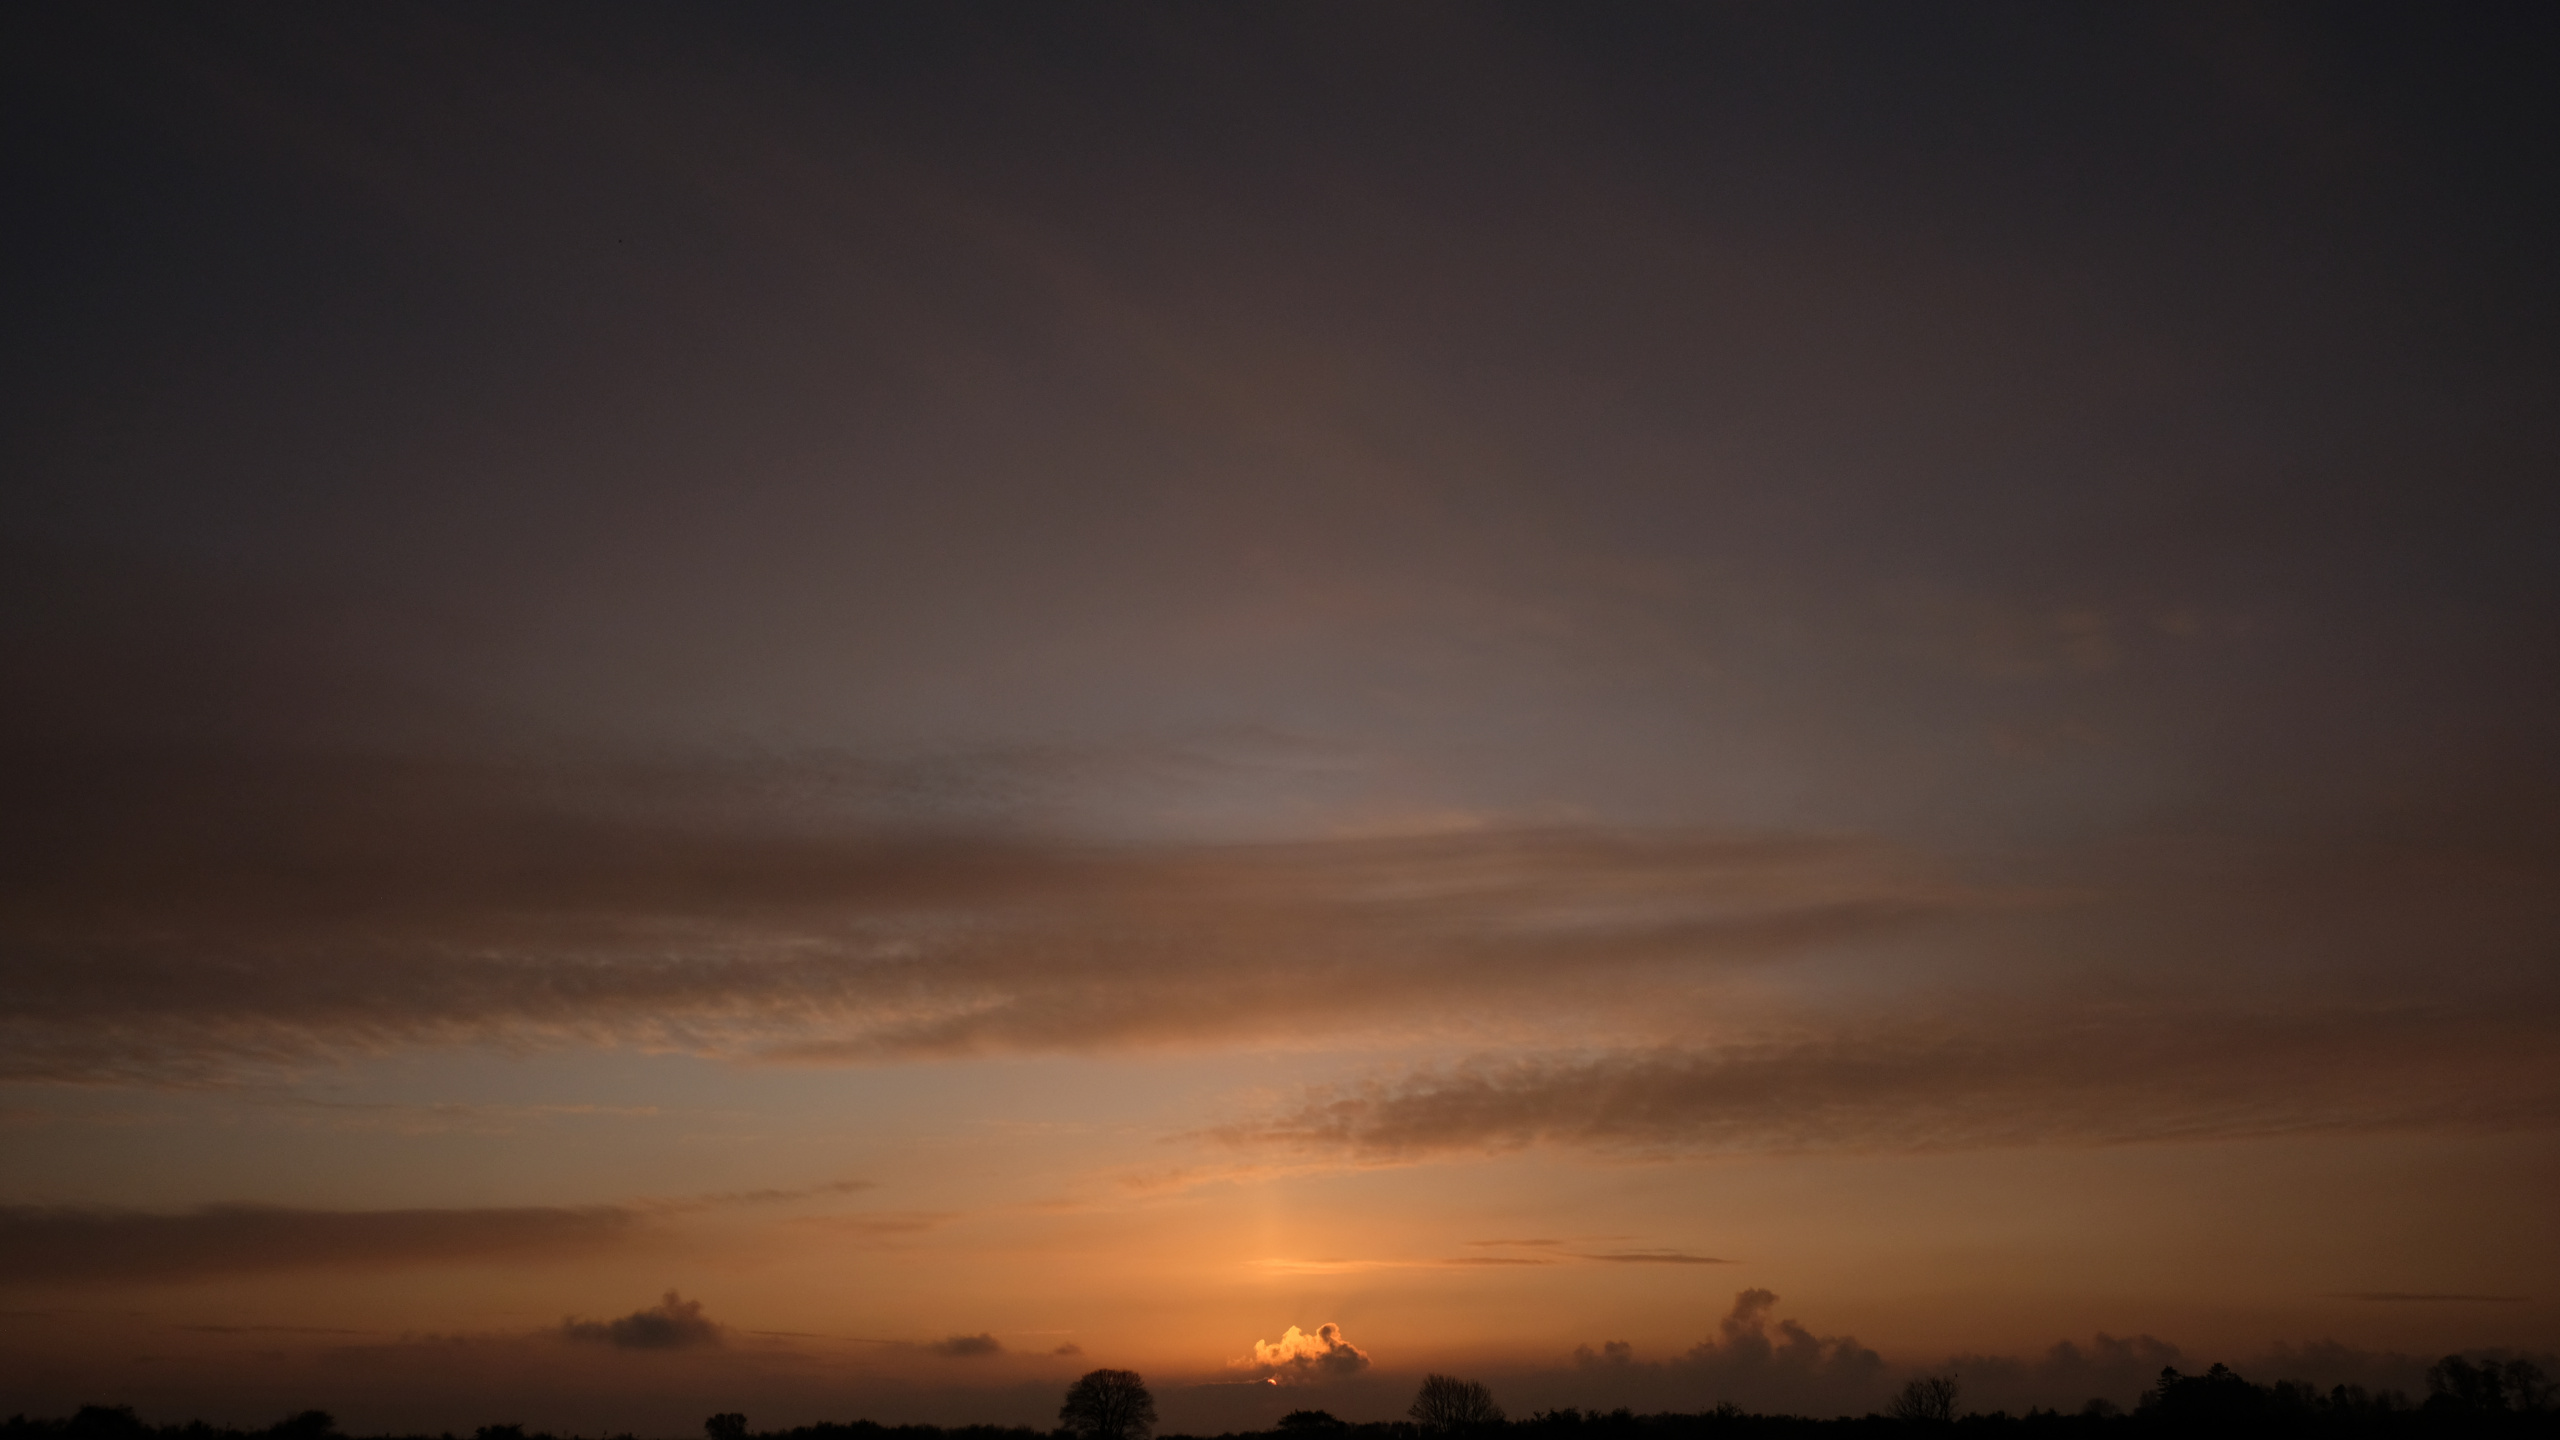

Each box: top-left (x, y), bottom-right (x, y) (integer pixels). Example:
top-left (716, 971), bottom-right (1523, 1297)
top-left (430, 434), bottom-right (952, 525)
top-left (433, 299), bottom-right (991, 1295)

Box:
top-left (562, 1292), bottom-right (723, 1350)
top-left (1242, 1323), bottom-right (1371, 1380)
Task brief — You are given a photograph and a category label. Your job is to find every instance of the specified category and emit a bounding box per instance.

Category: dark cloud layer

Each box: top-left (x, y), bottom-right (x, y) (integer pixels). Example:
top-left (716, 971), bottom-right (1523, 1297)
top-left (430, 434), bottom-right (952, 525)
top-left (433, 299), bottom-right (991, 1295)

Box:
top-left (0, 1202), bottom-right (636, 1285)
top-left (0, 746), bottom-right (1949, 1083)
top-left (0, 2), bottom-right (2556, 1112)
top-left (2, 3), bottom-right (2557, 1425)
top-left (1213, 1007), bottom-right (2560, 1161)
top-left (9, 737), bottom-right (2551, 1100)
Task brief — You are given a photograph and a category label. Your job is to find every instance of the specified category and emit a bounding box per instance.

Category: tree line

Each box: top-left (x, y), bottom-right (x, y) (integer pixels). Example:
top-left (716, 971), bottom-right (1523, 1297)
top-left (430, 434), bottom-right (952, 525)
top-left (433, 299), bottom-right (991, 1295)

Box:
top-left (9, 1354), bottom-right (2551, 1440)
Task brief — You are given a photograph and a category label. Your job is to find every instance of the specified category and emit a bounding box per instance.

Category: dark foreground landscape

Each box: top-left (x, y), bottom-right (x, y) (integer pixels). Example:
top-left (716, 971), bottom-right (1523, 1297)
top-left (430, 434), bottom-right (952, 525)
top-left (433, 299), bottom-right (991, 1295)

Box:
top-left (13, 1359), bottom-right (2557, 1440)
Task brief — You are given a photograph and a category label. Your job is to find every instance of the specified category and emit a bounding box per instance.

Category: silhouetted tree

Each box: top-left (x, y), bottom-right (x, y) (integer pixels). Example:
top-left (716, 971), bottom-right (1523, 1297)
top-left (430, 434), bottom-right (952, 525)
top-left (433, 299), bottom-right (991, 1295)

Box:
top-left (706, 1415), bottom-right (749, 1440)
top-left (1409, 1375), bottom-right (1503, 1432)
top-left (1059, 1369), bottom-right (1155, 1440)
top-left (1887, 1373), bottom-right (1958, 1424)
top-left (1276, 1413), bottom-right (1345, 1434)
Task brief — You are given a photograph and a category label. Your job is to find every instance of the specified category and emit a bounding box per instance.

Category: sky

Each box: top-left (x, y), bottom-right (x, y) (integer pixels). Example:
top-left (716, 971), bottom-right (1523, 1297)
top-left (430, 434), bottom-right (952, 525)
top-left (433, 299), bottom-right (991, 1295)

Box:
top-left (3, 2), bottom-right (2558, 1431)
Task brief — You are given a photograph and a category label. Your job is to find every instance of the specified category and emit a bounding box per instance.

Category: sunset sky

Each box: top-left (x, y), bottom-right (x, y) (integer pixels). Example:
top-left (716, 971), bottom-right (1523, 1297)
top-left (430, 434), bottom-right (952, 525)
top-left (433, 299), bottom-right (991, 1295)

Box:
top-left (3, 3), bottom-right (2557, 1432)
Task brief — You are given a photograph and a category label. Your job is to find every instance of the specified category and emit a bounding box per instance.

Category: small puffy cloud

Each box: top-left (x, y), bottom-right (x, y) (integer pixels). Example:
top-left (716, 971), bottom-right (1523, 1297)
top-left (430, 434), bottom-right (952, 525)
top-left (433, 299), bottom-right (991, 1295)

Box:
top-left (1575, 1341), bottom-right (1635, 1369)
top-left (928, 1333), bottom-right (1003, 1358)
top-left (1053, 1343), bottom-right (1084, 1356)
top-left (561, 1291), bottom-right (722, 1350)
top-left (1681, 1288), bottom-right (1883, 1411)
top-left (1243, 1323), bottom-right (1371, 1381)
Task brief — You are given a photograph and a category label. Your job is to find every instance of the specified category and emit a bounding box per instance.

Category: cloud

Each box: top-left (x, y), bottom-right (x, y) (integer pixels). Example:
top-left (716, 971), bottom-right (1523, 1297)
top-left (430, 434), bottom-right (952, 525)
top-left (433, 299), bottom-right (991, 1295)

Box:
top-left (1574, 1340), bottom-right (1634, 1369)
top-left (0, 1181), bottom-right (890, 1288)
top-left (1207, 1005), bottom-right (2560, 1161)
top-left (1523, 1289), bottom-right (1881, 1417)
top-left (0, 743), bottom-right (1958, 1085)
top-left (1579, 1251), bottom-right (1731, 1265)
top-left (1053, 1343), bottom-right (1083, 1357)
top-left (1937, 1333), bottom-right (2188, 1415)
top-left (787, 1210), bottom-right (959, 1239)
top-left (1692, 1289), bottom-right (1880, 1381)
top-left (0, 1202), bottom-right (638, 1285)
top-left (927, 1333), bottom-right (1003, 1358)
top-left (2334, 1293), bottom-right (2528, 1303)
top-left (1241, 1323), bottom-right (1371, 1380)
top-left (562, 1292), bottom-right (722, 1350)
top-left (667, 1180), bottom-right (877, 1208)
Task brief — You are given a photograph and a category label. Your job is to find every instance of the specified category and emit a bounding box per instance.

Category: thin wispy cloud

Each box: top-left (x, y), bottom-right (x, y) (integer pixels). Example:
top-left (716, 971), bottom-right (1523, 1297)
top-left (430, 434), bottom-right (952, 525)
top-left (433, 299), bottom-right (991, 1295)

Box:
top-left (1208, 1007), bottom-right (2560, 1161)
top-left (0, 1203), bottom-right (640, 1285)
top-left (0, 1184), bottom-right (880, 1287)
top-left (2332, 1293), bottom-right (2529, 1304)
top-left (0, 748), bottom-right (1958, 1084)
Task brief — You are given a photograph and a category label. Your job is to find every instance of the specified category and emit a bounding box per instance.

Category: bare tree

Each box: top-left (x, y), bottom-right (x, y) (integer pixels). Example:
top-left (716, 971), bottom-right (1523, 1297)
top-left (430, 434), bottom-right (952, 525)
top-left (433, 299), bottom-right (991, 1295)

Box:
top-left (1060, 1368), bottom-right (1157, 1440)
top-left (1409, 1375), bottom-right (1504, 1432)
top-left (705, 1415), bottom-right (747, 1440)
top-left (1888, 1373), bottom-right (1960, 1424)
